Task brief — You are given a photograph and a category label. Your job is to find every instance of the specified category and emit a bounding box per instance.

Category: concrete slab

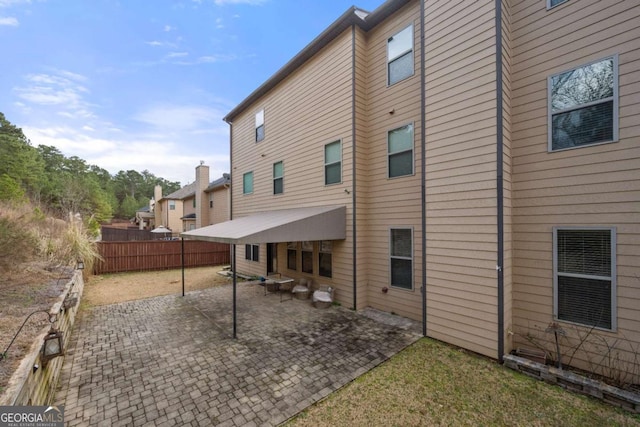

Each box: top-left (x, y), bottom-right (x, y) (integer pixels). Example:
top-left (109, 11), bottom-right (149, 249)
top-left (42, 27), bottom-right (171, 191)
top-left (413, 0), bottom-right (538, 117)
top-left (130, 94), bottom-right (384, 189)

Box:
top-left (54, 281), bottom-right (421, 426)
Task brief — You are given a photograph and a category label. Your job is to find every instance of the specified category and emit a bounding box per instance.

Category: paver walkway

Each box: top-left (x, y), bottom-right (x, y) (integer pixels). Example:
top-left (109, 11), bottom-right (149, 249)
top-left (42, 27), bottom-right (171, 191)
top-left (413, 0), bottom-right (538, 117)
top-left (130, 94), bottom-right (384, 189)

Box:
top-left (54, 281), bottom-right (421, 426)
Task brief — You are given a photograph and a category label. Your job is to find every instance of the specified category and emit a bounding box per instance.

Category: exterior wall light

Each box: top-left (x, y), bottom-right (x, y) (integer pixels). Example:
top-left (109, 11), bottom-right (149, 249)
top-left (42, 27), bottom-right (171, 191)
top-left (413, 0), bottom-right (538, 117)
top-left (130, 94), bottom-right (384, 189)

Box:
top-left (76, 260), bottom-right (85, 270)
top-left (41, 327), bottom-right (64, 366)
top-left (1, 311), bottom-right (63, 366)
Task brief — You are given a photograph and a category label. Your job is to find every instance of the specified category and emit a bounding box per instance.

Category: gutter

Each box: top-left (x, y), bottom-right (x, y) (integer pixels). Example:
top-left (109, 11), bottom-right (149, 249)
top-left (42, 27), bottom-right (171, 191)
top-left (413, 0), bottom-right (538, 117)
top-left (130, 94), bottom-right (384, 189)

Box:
top-left (351, 24), bottom-right (358, 311)
top-left (494, 0), bottom-right (505, 363)
top-left (420, 0), bottom-right (427, 337)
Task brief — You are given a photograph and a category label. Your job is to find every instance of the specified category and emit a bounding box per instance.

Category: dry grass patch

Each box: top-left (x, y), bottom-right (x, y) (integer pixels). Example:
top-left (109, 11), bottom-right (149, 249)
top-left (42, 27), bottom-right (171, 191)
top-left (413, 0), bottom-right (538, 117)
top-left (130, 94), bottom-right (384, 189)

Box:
top-left (289, 339), bottom-right (640, 427)
top-left (83, 266), bottom-right (230, 306)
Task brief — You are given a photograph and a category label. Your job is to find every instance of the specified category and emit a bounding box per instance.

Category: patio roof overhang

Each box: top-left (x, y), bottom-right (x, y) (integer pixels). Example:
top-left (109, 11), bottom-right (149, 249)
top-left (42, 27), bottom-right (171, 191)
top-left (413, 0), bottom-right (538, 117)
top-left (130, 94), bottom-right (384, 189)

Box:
top-left (180, 205), bottom-right (346, 244)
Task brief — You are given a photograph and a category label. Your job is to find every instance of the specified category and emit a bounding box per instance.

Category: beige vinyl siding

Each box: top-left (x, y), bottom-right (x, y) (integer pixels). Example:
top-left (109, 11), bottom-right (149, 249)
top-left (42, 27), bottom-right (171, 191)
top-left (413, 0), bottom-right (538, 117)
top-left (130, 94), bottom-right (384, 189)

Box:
top-left (208, 188), bottom-right (230, 225)
top-left (361, 1), bottom-right (423, 321)
top-left (424, 0), bottom-right (499, 358)
top-left (511, 0), bottom-right (640, 379)
top-left (230, 29), bottom-right (355, 297)
top-left (163, 200), bottom-right (184, 234)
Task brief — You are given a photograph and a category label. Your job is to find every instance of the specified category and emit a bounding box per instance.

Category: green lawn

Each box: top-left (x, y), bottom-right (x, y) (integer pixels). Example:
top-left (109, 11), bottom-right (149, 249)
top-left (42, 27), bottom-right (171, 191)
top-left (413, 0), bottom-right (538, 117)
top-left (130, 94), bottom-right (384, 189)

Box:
top-left (288, 338), bottom-right (640, 427)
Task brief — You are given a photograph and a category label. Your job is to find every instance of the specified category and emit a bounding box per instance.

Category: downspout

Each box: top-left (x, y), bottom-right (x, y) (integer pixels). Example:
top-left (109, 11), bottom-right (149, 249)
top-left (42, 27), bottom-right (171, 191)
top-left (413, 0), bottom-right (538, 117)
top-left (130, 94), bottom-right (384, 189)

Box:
top-left (351, 24), bottom-right (358, 311)
top-left (227, 120), bottom-right (234, 275)
top-left (225, 118), bottom-right (237, 339)
top-left (494, 0), bottom-right (505, 363)
top-left (420, 0), bottom-right (427, 337)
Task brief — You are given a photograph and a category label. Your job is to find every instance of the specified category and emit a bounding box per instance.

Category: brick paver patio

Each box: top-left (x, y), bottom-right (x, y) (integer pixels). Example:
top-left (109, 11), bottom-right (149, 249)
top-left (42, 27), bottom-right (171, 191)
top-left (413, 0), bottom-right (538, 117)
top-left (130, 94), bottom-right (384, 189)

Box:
top-left (54, 281), bottom-right (421, 426)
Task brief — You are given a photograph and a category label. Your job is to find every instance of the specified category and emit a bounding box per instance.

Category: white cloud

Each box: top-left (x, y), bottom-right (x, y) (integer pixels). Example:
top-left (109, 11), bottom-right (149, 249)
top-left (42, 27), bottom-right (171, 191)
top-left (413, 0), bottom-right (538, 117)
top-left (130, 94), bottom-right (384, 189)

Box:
top-left (215, 17), bottom-right (224, 29)
top-left (0, 0), bottom-right (31, 7)
top-left (145, 40), bottom-right (164, 47)
top-left (22, 124), bottom-right (230, 183)
top-left (134, 104), bottom-right (224, 132)
top-left (0, 16), bottom-right (18, 25)
top-left (166, 51), bottom-right (188, 58)
top-left (163, 24), bottom-right (174, 32)
top-left (14, 70), bottom-right (95, 119)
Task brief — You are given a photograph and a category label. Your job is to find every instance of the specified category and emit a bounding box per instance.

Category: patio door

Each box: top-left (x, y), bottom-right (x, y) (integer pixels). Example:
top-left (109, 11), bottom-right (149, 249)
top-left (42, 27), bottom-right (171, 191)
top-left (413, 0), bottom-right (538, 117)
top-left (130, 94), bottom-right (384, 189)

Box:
top-left (267, 243), bottom-right (277, 275)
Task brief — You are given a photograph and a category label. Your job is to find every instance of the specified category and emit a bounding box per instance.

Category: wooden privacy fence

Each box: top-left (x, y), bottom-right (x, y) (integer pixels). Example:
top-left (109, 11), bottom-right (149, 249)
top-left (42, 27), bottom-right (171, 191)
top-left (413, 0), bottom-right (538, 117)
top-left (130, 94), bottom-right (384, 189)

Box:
top-left (94, 240), bottom-right (230, 274)
top-left (101, 226), bottom-right (157, 241)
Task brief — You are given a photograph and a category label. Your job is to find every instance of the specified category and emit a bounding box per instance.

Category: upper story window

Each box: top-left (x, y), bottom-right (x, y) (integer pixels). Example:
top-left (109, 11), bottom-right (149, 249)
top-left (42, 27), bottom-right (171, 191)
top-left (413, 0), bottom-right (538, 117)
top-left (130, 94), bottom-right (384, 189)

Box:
top-left (169, 200), bottom-right (176, 210)
top-left (388, 123), bottom-right (414, 178)
top-left (553, 227), bottom-right (616, 330)
top-left (549, 56), bottom-right (618, 151)
top-left (255, 109), bottom-right (265, 142)
top-left (209, 193), bottom-right (214, 208)
top-left (192, 198), bottom-right (196, 208)
top-left (243, 171), bottom-right (254, 195)
top-left (547, 0), bottom-right (568, 9)
top-left (324, 140), bottom-right (341, 185)
top-left (273, 161), bottom-right (283, 195)
top-left (387, 24), bottom-right (414, 86)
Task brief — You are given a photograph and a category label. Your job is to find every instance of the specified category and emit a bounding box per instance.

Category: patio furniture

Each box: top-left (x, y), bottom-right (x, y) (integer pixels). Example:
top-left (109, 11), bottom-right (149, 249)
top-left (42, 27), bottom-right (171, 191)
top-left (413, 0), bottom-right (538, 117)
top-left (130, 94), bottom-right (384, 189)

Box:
top-left (292, 278), bottom-right (311, 300)
top-left (265, 273), bottom-right (294, 302)
top-left (312, 285), bottom-right (334, 309)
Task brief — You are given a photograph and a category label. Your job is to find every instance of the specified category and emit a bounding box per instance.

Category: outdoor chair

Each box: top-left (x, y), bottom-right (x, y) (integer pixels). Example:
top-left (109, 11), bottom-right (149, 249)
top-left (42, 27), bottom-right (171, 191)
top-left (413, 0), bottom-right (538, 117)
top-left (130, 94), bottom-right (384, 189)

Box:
top-left (292, 278), bottom-right (310, 300)
top-left (312, 284), bottom-right (334, 309)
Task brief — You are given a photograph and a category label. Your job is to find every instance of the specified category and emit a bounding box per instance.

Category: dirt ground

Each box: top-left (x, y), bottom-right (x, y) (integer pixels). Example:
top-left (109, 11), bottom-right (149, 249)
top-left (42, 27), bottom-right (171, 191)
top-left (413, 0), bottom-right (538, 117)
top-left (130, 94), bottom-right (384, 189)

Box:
top-left (83, 265), bottom-right (231, 306)
top-left (0, 265), bottom-right (231, 396)
top-left (0, 263), bottom-right (74, 395)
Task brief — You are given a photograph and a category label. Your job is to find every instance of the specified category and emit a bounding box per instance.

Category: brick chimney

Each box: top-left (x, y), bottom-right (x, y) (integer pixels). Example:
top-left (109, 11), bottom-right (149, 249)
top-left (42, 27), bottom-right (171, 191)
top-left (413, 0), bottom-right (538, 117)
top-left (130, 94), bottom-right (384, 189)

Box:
top-left (195, 162), bottom-right (209, 229)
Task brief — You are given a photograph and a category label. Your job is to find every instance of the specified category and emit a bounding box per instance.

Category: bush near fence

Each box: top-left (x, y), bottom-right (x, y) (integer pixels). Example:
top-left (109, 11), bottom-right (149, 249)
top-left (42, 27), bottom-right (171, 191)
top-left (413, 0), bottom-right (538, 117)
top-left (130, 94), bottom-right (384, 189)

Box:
top-left (94, 240), bottom-right (230, 274)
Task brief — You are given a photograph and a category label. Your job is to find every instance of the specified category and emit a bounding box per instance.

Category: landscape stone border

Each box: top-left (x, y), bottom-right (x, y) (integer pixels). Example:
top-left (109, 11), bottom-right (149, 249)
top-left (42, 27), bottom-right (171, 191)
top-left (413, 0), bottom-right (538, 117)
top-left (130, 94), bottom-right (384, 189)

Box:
top-left (0, 270), bottom-right (84, 406)
top-left (503, 354), bottom-right (640, 413)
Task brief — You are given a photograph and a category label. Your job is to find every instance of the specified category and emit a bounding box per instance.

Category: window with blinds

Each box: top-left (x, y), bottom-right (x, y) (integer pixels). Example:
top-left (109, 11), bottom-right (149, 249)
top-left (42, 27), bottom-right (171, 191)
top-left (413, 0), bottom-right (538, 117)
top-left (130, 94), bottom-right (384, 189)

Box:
top-left (554, 228), bottom-right (616, 330)
top-left (548, 56), bottom-right (618, 151)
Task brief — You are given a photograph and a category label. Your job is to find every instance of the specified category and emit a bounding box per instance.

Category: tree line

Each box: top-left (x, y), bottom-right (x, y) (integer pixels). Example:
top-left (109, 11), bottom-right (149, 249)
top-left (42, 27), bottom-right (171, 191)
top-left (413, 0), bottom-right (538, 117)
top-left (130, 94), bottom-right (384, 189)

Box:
top-left (0, 112), bottom-right (181, 229)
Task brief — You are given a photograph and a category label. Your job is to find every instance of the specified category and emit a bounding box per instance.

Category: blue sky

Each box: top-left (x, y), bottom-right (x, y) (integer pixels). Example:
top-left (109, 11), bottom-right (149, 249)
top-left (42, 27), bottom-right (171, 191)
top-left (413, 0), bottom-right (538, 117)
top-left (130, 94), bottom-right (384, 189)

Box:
top-left (0, 0), bottom-right (383, 184)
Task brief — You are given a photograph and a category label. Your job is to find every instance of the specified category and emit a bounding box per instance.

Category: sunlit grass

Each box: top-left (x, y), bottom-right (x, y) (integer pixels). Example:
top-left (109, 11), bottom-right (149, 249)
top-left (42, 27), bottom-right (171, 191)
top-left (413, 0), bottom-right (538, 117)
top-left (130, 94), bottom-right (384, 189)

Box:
top-left (288, 338), bottom-right (640, 427)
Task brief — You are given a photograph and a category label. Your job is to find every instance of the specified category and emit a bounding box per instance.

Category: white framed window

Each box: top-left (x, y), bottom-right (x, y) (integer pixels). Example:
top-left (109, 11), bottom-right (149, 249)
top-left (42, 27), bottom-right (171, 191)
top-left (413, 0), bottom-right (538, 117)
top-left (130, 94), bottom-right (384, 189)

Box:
top-left (209, 193), bottom-right (214, 208)
top-left (319, 241), bottom-right (332, 278)
top-left (324, 140), bottom-right (342, 185)
top-left (553, 227), bottom-right (616, 331)
top-left (256, 109), bottom-right (264, 142)
top-left (245, 244), bottom-right (259, 262)
top-left (548, 56), bottom-right (618, 151)
top-left (387, 24), bottom-right (413, 86)
top-left (243, 171), bottom-right (254, 195)
top-left (273, 161), bottom-right (283, 195)
top-left (301, 241), bottom-right (313, 274)
top-left (388, 123), bottom-right (414, 178)
top-left (389, 228), bottom-right (413, 290)
top-left (547, 0), bottom-right (568, 9)
top-left (169, 200), bottom-right (176, 210)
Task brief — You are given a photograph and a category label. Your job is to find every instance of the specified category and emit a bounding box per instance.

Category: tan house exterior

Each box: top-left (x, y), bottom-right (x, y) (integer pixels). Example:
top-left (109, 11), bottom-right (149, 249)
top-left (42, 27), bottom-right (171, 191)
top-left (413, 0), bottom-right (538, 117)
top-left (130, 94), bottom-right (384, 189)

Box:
top-left (186, 0), bottom-right (640, 380)
top-left (154, 164), bottom-right (230, 235)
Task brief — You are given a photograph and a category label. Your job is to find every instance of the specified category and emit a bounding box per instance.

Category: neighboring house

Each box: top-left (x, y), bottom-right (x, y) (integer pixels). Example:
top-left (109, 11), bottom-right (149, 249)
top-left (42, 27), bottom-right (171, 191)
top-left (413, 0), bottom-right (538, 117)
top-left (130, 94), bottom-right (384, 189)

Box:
top-left (185, 0), bottom-right (640, 380)
top-left (134, 205), bottom-right (155, 230)
top-left (154, 164), bottom-right (230, 234)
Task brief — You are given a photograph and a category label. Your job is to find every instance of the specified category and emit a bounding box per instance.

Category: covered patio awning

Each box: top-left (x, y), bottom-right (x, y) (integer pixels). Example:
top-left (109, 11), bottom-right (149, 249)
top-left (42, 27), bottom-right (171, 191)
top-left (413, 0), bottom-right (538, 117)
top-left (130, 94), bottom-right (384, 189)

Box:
top-left (180, 205), bottom-right (346, 244)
